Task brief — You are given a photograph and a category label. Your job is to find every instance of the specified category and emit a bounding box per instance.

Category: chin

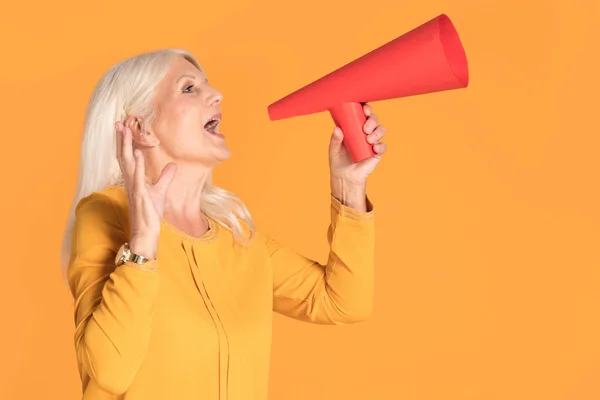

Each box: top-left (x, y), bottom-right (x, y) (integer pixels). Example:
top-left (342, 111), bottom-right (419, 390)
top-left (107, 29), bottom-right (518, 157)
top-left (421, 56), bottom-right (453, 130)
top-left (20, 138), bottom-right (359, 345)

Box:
top-left (215, 147), bottom-right (232, 162)
top-left (203, 144), bottom-right (231, 167)
top-left (206, 131), bottom-right (231, 159)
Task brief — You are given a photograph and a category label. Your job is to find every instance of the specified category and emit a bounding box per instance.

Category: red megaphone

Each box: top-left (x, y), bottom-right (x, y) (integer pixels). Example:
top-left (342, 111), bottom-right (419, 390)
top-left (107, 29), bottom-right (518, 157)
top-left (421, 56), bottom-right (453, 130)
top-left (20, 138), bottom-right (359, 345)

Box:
top-left (267, 14), bottom-right (469, 163)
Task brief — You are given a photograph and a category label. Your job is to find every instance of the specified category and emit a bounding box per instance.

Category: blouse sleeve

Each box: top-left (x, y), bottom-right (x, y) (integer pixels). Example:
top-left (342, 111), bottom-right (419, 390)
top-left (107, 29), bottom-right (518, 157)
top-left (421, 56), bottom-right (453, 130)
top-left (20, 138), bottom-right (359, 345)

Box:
top-left (67, 192), bottom-right (159, 395)
top-left (269, 194), bottom-right (375, 325)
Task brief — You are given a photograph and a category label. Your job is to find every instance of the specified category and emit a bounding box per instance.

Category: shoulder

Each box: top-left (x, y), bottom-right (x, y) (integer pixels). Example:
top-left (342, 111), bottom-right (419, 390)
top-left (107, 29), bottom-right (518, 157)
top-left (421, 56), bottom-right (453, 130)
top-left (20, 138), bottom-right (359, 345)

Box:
top-left (74, 186), bottom-right (129, 233)
top-left (77, 185), bottom-right (127, 212)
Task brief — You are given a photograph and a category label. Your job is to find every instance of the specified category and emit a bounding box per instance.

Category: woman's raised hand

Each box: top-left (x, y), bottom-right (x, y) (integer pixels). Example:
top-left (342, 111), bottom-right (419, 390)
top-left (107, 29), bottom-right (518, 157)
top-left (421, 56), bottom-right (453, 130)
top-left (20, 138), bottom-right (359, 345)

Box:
top-left (115, 121), bottom-right (178, 259)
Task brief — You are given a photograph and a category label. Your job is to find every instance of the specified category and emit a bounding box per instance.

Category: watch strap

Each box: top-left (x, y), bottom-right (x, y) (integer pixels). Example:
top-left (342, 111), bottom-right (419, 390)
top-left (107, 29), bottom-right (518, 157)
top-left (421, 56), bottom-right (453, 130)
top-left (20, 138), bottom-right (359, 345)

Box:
top-left (116, 242), bottom-right (151, 266)
top-left (128, 252), bottom-right (149, 264)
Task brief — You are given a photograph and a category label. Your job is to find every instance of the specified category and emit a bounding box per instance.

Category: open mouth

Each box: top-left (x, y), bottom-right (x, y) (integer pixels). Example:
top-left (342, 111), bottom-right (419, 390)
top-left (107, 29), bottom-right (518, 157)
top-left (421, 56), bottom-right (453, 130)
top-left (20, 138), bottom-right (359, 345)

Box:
top-left (204, 116), bottom-right (221, 135)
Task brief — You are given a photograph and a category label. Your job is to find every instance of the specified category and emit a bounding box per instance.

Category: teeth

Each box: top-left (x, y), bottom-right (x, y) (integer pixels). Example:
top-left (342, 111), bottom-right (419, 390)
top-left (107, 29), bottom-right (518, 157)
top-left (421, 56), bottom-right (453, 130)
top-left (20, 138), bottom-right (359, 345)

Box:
top-left (204, 118), bottom-right (220, 133)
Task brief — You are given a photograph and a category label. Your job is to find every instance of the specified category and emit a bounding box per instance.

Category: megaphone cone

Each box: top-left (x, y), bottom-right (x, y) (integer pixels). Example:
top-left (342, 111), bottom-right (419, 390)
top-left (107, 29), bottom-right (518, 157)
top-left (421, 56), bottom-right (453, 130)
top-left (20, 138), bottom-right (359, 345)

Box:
top-left (268, 14), bottom-right (469, 163)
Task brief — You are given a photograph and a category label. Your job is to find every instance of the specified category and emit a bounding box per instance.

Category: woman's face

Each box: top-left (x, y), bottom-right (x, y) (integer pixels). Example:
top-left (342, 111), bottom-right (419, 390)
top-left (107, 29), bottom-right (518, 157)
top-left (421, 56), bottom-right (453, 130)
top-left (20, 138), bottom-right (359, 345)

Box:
top-left (149, 56), bottom-right (230, 166)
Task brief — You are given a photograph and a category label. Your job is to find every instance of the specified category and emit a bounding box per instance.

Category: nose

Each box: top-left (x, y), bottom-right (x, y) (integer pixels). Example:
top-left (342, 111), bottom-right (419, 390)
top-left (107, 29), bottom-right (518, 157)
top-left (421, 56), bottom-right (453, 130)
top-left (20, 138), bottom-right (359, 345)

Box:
top-left (207, 88), bottom-right (223, 106)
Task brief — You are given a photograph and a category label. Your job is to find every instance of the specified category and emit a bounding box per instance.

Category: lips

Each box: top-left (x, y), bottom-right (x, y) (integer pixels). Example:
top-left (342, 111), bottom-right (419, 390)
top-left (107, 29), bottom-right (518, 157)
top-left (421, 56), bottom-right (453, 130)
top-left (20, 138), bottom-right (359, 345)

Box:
top-left (204, 113), bottom-right (221, 134)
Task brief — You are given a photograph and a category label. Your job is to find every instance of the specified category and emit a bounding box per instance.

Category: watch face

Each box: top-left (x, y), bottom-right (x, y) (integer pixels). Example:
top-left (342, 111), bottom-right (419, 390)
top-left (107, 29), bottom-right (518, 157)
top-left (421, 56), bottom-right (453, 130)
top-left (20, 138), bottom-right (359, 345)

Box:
top-left (115, 244), bottom-right (129, 265)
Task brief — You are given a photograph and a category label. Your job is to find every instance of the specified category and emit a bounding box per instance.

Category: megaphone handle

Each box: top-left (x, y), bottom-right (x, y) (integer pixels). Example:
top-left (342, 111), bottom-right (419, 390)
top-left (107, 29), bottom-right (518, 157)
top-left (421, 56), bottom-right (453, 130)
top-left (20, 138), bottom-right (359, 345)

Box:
top-left (328, 102), bottom-right (376, 163)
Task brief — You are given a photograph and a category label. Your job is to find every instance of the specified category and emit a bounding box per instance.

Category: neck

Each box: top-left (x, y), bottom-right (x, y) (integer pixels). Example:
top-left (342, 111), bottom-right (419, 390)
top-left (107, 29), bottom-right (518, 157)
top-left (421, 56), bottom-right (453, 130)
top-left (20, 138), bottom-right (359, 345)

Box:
top-left (146, 157), bottom-right (211, 222)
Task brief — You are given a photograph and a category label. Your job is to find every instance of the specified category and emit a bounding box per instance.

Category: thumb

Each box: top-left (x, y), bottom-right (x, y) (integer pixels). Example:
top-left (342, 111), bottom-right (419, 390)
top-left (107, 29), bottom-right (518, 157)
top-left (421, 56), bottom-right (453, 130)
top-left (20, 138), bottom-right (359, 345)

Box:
top-left (329, 127), bottom-right (344, 156)
top-left (153, 162), bottom-right (178, 196)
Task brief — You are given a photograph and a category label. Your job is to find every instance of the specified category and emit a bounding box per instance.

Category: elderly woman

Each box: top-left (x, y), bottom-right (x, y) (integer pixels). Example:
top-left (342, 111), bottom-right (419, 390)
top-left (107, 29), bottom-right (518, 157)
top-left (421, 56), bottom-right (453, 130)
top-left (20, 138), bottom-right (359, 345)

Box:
top-left (61, 48), bottom-right (386, 400)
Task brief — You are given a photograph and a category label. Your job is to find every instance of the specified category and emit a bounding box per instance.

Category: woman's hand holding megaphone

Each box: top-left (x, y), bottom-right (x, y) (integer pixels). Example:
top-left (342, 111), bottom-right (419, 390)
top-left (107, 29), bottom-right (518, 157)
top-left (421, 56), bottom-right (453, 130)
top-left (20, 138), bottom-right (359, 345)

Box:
top-left (328, 103), bottom-right (386, 212)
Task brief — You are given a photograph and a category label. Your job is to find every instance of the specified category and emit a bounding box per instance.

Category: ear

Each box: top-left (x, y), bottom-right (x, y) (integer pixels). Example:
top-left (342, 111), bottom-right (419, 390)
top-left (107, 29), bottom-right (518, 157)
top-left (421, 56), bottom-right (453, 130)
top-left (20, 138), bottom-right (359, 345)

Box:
top-left (124, 116), bottom-right (160, 147)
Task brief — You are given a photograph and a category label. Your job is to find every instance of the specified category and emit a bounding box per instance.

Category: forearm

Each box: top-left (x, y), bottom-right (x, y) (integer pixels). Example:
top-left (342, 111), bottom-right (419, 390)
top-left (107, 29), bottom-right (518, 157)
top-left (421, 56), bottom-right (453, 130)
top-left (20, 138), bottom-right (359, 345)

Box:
top-left (74, 262), bottom-right (159, 395)
top-left (322, 196), bottom-right (375, 321)
top-left (272, 195), bottom-right (375, 324)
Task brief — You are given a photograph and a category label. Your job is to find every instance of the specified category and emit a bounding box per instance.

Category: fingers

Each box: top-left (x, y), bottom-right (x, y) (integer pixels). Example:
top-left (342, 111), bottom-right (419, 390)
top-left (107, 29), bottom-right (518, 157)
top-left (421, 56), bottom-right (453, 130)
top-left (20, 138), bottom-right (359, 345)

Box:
top-left (363, 113), bottom-right (379, 134)
top-left (373, 142), bottom-right (387, 156)
top-left (116, 122), bottom-right (132, 168)
top-left (361, 106), bottom-right (387, 157)
top-left (329, 126), bottom-right (345, 157)
top-left (369, 124), bottom-right (386, 157)
top-left (331, 126), bottom-right (343, 142)
top-left (367, 124), bottom-right (386, 144)
top-left (133, 149), bottom-right (146, 199)
top-left (115, 122), bottom-right (123, 161)
top-left (122, 127), bottom-right (134, 172)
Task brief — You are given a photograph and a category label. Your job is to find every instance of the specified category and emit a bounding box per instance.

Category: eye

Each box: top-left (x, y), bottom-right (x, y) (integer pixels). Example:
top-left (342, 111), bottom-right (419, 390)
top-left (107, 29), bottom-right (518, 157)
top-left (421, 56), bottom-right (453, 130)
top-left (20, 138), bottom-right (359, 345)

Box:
top-left (183, 84), bottom-right (195, 93)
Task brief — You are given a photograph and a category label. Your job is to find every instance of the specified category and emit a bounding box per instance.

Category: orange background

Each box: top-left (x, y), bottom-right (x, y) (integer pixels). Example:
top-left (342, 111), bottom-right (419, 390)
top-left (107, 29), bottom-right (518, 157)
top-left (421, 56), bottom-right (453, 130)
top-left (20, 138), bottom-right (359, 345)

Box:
top-left (1, 0), bottom-right (598, 399)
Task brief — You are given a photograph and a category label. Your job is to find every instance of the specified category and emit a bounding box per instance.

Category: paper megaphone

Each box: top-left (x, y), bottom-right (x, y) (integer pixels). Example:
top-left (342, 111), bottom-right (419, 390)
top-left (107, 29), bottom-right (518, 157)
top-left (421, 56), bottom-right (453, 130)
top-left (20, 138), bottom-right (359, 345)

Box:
top-left (267, 14), bottom-right (469, 163)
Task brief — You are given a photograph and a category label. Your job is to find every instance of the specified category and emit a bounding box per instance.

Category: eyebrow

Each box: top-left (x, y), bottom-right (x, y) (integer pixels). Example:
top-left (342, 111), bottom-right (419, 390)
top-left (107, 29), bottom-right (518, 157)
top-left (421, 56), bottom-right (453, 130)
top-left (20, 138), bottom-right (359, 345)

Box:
top-left (176, 74), bottom-right (208, 84)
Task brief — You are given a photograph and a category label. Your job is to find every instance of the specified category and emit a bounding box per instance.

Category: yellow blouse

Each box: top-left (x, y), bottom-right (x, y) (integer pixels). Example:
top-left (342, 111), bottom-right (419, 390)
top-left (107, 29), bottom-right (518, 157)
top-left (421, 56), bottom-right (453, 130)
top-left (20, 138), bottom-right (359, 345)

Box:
top-left (67, 185), bottom-right (375, 399)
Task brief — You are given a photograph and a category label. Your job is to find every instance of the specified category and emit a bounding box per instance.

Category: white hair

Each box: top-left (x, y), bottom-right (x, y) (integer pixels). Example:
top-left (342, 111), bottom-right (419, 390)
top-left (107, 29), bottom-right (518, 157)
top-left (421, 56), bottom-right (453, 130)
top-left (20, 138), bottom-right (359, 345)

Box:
top-left (60, 48), bottom-right (255, 273)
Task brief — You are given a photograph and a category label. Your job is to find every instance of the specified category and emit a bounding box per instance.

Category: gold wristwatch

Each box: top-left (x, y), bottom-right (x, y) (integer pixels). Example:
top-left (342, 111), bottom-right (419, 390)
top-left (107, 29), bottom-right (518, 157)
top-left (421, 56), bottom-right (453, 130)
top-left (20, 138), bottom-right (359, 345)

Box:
top-left (115, 242), bottom-right (150, 266)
